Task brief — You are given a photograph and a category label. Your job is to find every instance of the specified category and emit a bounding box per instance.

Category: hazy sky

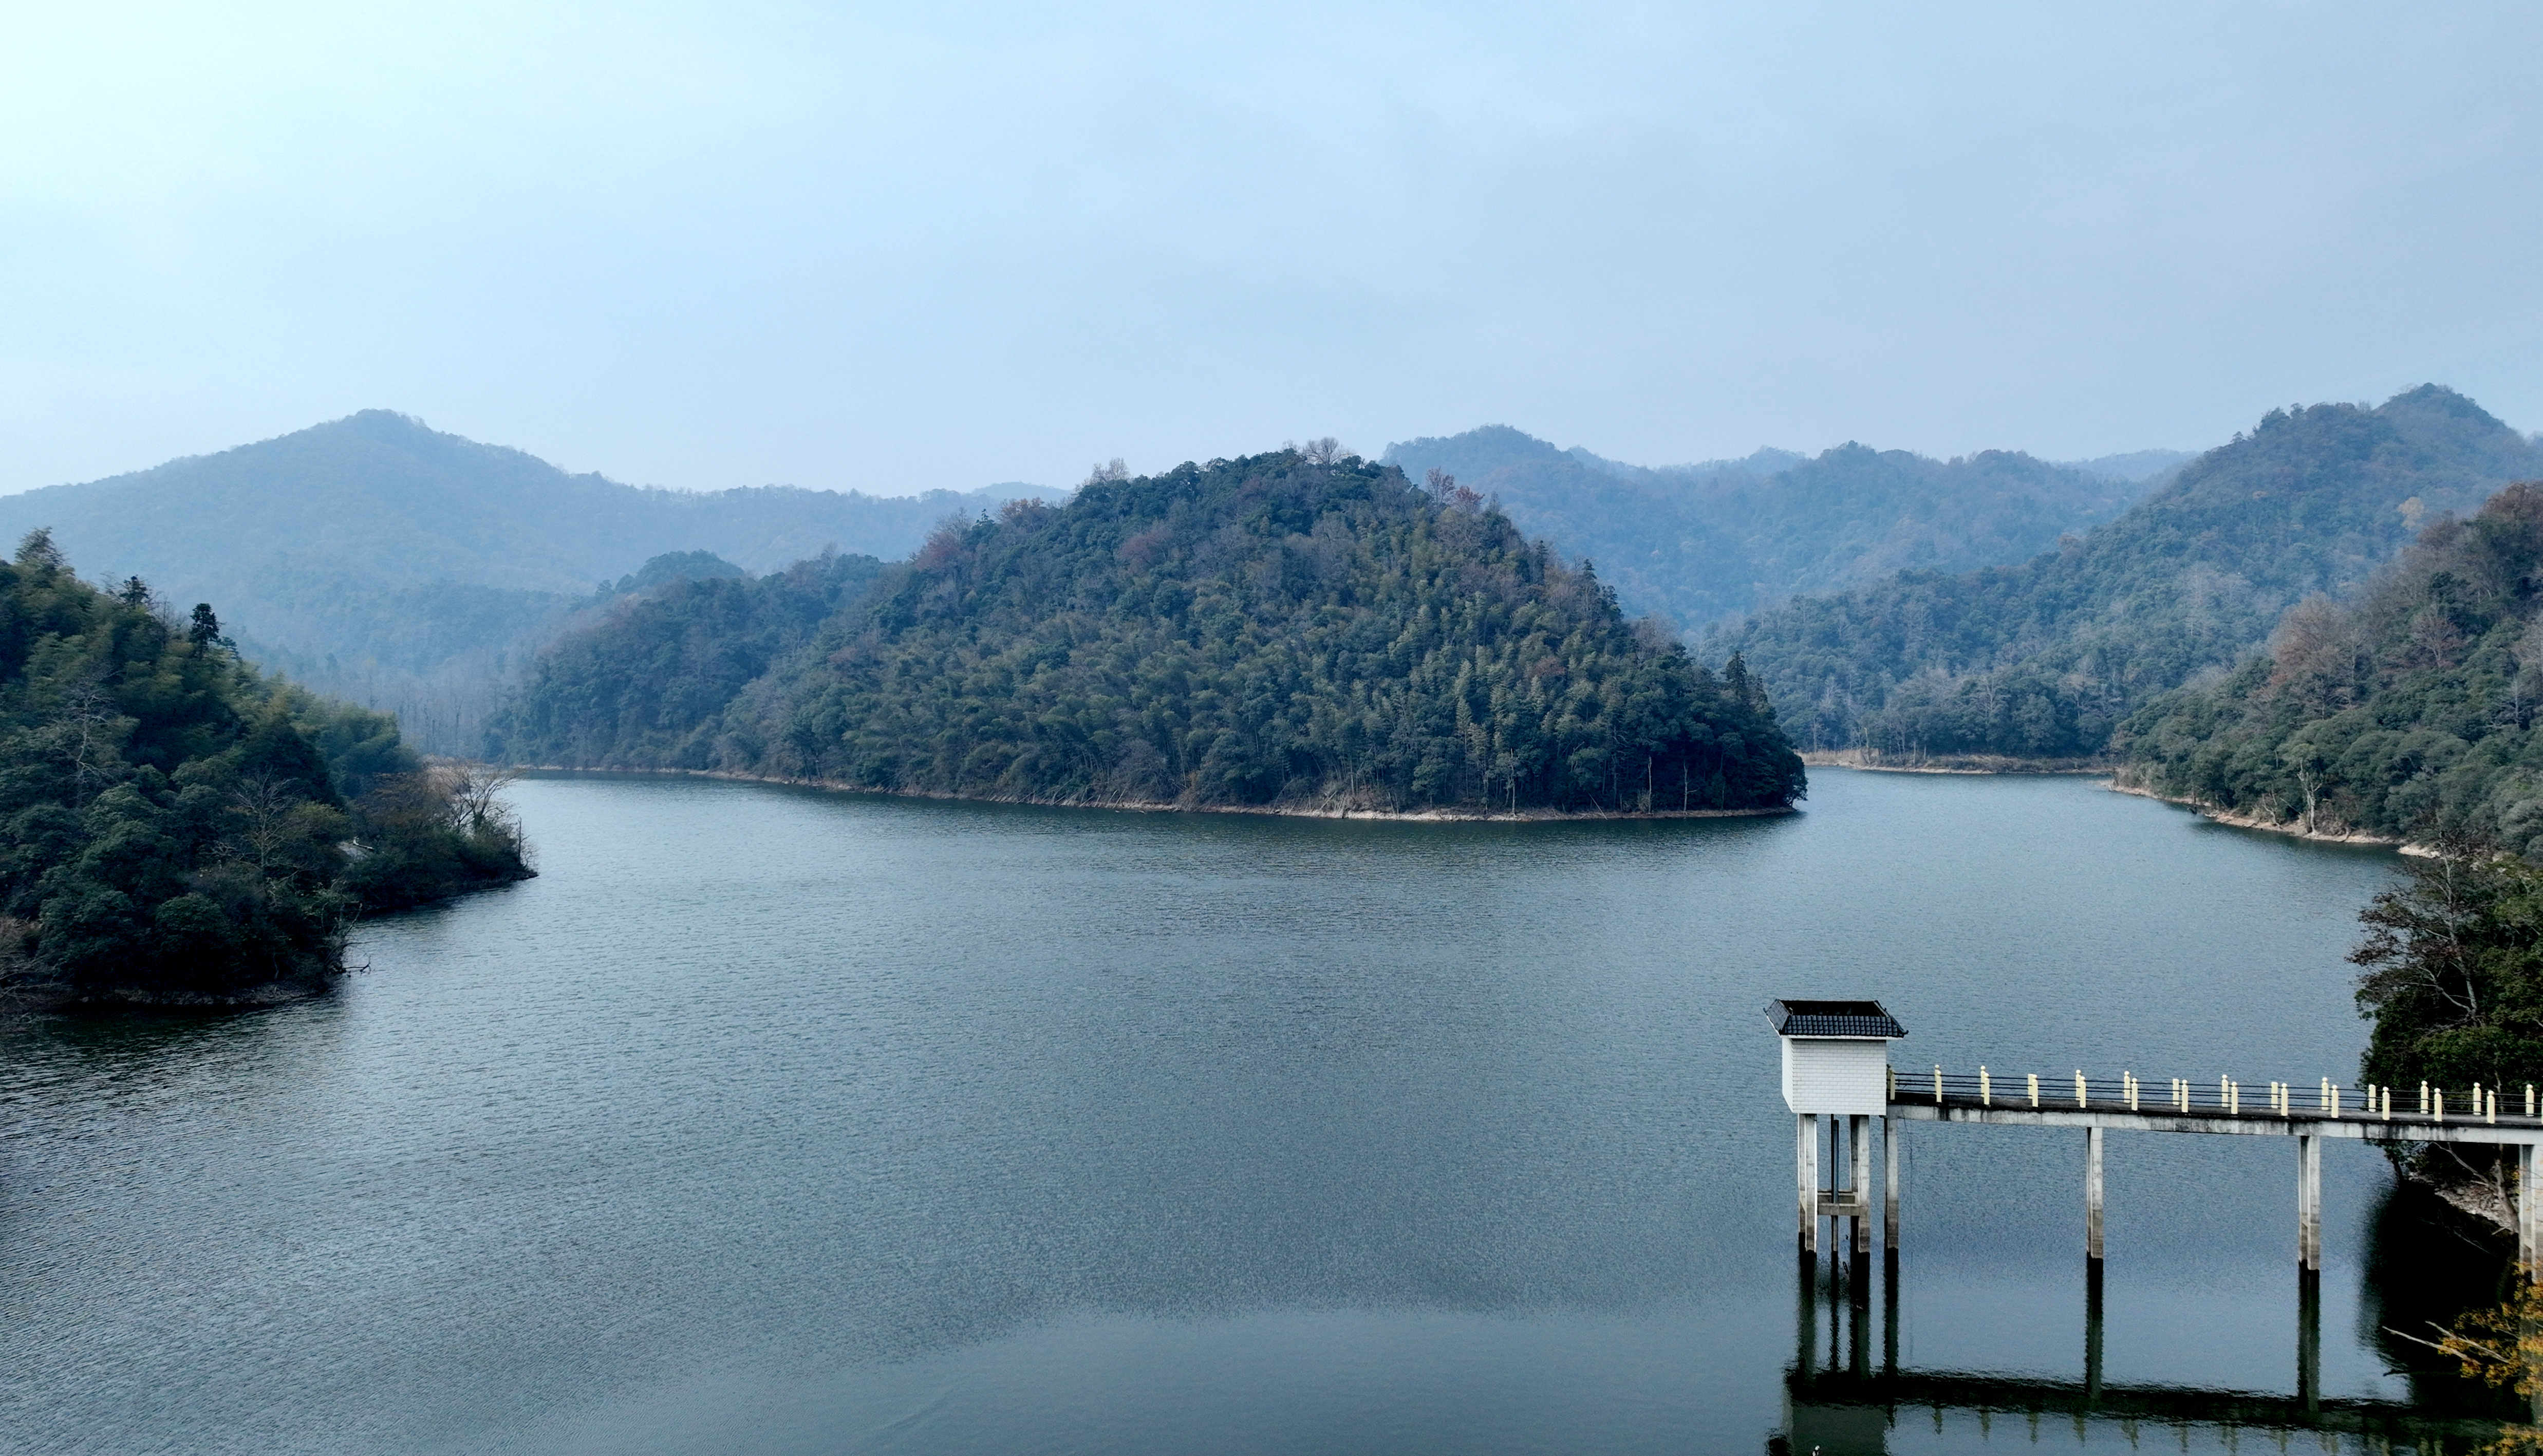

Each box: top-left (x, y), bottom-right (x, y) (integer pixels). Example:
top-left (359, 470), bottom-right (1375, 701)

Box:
top-left (7, 2), bottom-right (2539, 495)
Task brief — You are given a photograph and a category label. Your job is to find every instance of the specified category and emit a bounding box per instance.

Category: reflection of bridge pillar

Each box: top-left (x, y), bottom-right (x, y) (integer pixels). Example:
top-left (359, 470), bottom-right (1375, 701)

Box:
top-left (1787, 1248), bottom-right (1892, 1456)
top-left (1846, 1247), bottom-right (1871, 1377)
top-left (2297, 1267), bottom-right (2321, 1414)
top-left (2084, 1259), bottom-right (2103, 1405)
top-left (1796, 1247), bottom-right (1818, 1380)
top-left (1881, 1244), bottom-right (1899, 1376)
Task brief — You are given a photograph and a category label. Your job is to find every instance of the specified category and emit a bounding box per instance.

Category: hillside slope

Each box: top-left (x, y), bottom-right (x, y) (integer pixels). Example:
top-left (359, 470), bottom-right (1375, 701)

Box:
top-left (0, 532), bottom-right (530, 1006)
top-left (0, 412), bottom-right (1060, 749)
top-left (494, 452), bottom-right (1805, 815)
top-left (1713, 387), bottom-right (2543, 757)
top-left (2121, 482), bottom-right (2543, 852)
top-left (1380, 427), bottom-right (2152, 629)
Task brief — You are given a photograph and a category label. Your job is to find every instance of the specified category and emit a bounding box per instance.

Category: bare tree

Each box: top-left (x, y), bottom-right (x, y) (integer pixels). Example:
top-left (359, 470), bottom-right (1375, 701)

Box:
top-left (229, 771), bottom-right (310, 868)
top-left (52, 674), bottom-right (127, 795)
top-left (1423, 466), bottom-right (1483, 512)
top-left (1300, 437), bottom-right (1347, 465)
top-left (1085, 459), bottom-right (1129, 486)
top-left (433, 759), bottom-right (524, 837)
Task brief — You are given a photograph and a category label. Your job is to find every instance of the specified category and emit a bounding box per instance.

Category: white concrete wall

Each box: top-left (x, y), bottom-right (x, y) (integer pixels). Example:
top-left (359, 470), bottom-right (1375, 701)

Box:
top-left (1781, 1037), bottom-right (1890, 1114)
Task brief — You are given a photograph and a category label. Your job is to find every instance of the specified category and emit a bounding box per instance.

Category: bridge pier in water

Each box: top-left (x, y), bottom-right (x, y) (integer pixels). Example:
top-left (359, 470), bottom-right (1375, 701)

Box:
top-left (1770, 997), bottom-right (2543, 1451)
top-left (1773, 996), bottom-right (2543, 1276)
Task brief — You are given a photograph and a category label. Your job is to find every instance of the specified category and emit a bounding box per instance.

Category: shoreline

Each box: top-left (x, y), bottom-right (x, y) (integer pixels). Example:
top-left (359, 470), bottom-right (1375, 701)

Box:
top-left (1, 973), bottom-right (335, 1018)
top-left (1800, 748), bottom-right (2115, 776)
top-left (2105, 777), bottom-right (2425, 854)
top-left (512, 764), bottom-right (1801, 823)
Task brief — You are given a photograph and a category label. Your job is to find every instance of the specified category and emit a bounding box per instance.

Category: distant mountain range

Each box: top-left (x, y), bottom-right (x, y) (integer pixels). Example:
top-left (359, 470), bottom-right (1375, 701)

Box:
top-left (1381, 428), bottom-right (2183, 630)
top-left (0, 411), bottom-right (1063, 751)
top-left (0, 405), bottom-right (2305, 772)
top-left (1714, 385), bottom-right (2543, 759)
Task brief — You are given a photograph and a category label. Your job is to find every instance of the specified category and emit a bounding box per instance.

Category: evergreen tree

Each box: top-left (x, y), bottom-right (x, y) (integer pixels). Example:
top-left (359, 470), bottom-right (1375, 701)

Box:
top-left (0, 544), bottom-right (533, 1004)
top-left (188, 603), bottom-right (226, 650)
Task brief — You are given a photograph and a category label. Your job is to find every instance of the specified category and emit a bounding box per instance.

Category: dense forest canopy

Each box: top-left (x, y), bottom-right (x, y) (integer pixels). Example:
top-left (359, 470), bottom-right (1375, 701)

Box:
top-left (494, 451), bottom-right (1805, 815)
top-left (1381, 426), bottom-right (2159, 630)
top-left (1713, 387), bottom-right (2543, 759)
top-left (0, 410), bottom-right (1065, 752)
top-left (2122, 481), bottom-right (2543, 853)
top-left (491, 551), bottom-right (889, 769)
top-left (0, 532), bottom-right (530, 1005)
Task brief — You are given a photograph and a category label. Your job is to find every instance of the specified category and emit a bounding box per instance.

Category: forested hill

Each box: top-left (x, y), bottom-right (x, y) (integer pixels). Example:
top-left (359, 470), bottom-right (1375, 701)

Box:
top-left (1713, 387), bottom-right (2543, 759)
top-left (1381, 427), bottom-right (2157, 629)
top-left (0, 533), bottom-right (530, 1007)
top-left (492, 452), bottom-right (1806, 815)
top-left (2121, 482), bottom-right (2543, 854)
top-left (0, 410), bottom-right (1063, 752)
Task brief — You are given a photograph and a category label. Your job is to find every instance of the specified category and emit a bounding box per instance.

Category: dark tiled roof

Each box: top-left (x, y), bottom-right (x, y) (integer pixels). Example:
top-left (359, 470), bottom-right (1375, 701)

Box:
top-left (1766, 999), bottom-right (1905, 1039)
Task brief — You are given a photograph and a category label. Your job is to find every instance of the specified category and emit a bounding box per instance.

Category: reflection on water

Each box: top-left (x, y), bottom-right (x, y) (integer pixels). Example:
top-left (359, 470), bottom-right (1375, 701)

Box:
top-left (1781, 1179), bottom-right (2527, 1453)
top-left (0, 769), bottom-right (2527, 1453)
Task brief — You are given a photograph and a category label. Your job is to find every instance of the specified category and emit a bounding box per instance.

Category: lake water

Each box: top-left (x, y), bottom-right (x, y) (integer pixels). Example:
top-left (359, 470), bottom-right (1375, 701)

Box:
top-left (0, 769), bottom-right (2520, 1453)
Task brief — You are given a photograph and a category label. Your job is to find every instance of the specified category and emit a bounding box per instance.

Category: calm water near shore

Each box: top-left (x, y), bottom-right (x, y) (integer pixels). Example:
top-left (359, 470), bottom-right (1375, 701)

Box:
top-left (0, 769), bottom-right (2518, 1453)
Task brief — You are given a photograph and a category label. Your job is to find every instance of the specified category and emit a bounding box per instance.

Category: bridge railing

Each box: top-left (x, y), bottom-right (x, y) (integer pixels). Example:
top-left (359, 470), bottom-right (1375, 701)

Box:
top-left (1890, 1067), bottom-right (2543, 1126)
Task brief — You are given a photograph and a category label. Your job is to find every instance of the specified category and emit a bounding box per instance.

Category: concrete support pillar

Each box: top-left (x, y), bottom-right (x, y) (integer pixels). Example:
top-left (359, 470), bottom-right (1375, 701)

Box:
top-left (2085, 1126), bottom-right (2105, 1263)
top-left (2519, 1142), bottom-right (2539, 1278)
top-left (1797, 1113), bottom-right (1819, 1253)
top-left (2296, 1134), bottom-right (2322, 1273)
top-left (1849, 1115), bottom-right (1872, 1258)
top-left (1882, 1115), bottom-right (1900, 1254)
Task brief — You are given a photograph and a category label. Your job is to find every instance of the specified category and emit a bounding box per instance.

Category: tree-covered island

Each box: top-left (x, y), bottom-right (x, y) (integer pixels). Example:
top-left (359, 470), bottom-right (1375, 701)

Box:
top-left (492, 449), bottom-right (1806, 816)
top-left (0, 531), bottom-right (531, 1009)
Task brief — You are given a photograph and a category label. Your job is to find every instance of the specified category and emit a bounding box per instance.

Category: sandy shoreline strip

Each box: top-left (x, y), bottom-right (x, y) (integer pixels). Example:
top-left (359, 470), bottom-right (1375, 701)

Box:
top-left (2105, 777), bottom-right (2421, 852)
top-left (512, 764), bottom-right (1801, 823)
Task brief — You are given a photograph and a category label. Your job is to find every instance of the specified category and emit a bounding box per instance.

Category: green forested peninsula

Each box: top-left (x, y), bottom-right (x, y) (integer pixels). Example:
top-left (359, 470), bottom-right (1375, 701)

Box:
top-left (0, 532), bottom-right (530, 1006)
top-left (1713, 387), bottom-right (2543, 759)
top-left (2122, 482), bottom-right (2543, 853)
top-left (493, 451), bottom-right (1805, 815)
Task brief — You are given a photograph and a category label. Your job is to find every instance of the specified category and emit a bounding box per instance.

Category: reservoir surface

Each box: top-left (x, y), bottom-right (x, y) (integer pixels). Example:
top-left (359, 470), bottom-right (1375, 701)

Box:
top-left (0, 769), bottom-right (2514, 1453)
